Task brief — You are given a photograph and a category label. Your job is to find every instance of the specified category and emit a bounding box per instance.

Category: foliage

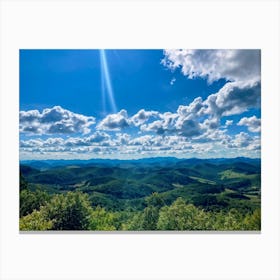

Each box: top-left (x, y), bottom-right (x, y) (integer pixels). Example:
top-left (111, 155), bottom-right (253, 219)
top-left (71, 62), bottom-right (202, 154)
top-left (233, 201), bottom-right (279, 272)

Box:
top-left (42, 192), bottom-right (92, 230)
top-left (121, 211), bottom-right (144, 230)
top-left (19, 191), bottom-right (261, 231)
top-left (20, 173), bottom-right (28, 190)
top-left (209, 208), bottom-right (245, 230)
top-left (141, 206), bottom-right (159, 230)
top-left (20, 189), bottom-right (50, 217)
top-left (145, 192), bottom-right (165, 208)
top-left (20, 210), bottom-right (53, 231)
top-left (243, 208), bottom-right (261, 230)
top-left (89, 206), bottom-right (118, 230)
top-left (157, 198), bottom-right (210, 230)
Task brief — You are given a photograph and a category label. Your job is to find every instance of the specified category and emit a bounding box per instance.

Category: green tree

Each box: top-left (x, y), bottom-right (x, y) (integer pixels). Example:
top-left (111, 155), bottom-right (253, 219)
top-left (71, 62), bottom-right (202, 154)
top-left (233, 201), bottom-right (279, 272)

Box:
top-left (20, 210), bottom-right (53, 231)
top-left (121, 211), bottom-right (144, 230)
top-left (138, 192), bottom-right (166, 230)
top-left (89, 206), bottom-right (117, 230)
top-left (20, 189), bottom-right (50, 217)
top-left (222, 209), bottom-right (244, 230)
top-left (207, 209), bottom-right (250, 230)
top-left (20, 173), bottom-right (28, 190)
top-left (42, 192), bottom-right (92, 230)
top-left (141, 206), bottom-right (159, 230)
top-left (145, 192), bottom-right (165, 208)
top-left (243, 208), bottom-right (261, 230)
top-left (157, 197), bottom-right (210, 230)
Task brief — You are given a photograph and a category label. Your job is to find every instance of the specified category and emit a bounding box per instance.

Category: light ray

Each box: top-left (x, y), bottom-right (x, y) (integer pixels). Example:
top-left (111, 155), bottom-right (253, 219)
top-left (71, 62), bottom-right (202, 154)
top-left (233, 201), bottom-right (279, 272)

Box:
top-left (100, 60), bottom-right (107, 114)
top-left (99, 49), bottom-right (117, 113)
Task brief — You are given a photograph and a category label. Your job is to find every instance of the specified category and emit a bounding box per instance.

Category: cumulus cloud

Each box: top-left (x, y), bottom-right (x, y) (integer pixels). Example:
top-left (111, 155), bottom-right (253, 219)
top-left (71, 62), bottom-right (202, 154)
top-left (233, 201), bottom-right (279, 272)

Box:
top-left (175, 118), bottom-right (202, 137)
top-left (86, 131), bottom-right (111, 143)
top-left (233, 132), bottom-right (254, 148)
top-left (140, 112), bottom-right (178, 135)
top-left (131, 109), bottom-right (159, 126)
top-left (177, 97), bottom-right (204, 118)
top-left (129, 135), bottom-right (154, 146)
top-left (140, 104), bottom-right (205, 138)
top-left (20, 103), bottom-right (261, 159)
top-left (65, 132), bottom-right (111, 147)
top-left (203, 80), bottom-right (260, 117)
top-left (161, 49), bottom-right (260, 84)
top-left (20, 139), bottom-right (44, 148)
top-left (201, 118), bottom-right (220, 131)
top-left (97, 109), bottom-right (130, 131)
top-left (225, 120), bottom-right (233, 127)
top-left (159, 112), bottom-right (178, 129)
top-left (226, 132), bottom-right (260, 150)
top-left (20, 129), bottom-right (260, 159)
top-left (161, 49), bottom-right (261, 124)
top-left (115, 133), bottom-right (131, 145)
top-left (20, 132), bottom-right (112, 150)
top-left (237, 115), bottom-right (261, 133)
top-left (20, 106), bottom-right (95, 135)
top-left (141, 120), bottom-right (166, 135)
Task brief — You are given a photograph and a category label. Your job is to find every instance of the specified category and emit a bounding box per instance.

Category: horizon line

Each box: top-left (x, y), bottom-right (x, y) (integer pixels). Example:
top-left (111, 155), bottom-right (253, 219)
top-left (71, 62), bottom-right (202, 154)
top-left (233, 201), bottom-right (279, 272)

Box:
top-left (20, 156), bottom-right (261, 162)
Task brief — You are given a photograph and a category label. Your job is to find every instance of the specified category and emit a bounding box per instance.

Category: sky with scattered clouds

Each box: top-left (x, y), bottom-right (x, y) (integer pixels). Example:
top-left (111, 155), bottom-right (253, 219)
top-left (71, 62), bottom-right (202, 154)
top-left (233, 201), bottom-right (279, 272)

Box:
top-left (20, 49), bottom-right (261, 160)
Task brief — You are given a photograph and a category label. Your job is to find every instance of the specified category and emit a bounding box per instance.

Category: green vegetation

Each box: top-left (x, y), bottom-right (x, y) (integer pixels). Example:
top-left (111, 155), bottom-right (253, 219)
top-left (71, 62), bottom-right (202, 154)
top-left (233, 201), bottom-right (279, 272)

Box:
top-left (20, 210), bottom-right (53, 231)
top-left (19, 158), bottom-right (261, 231)
top-left (41, 192), bottom-right (92, 230)
top-left (20, 189), bottom-right (50, 217)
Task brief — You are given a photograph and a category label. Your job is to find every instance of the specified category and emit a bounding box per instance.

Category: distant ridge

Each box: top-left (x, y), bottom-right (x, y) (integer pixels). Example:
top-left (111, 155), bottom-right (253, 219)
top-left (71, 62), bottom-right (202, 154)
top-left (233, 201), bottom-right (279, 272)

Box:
top-left (20, 157), bottom-right (261, 171)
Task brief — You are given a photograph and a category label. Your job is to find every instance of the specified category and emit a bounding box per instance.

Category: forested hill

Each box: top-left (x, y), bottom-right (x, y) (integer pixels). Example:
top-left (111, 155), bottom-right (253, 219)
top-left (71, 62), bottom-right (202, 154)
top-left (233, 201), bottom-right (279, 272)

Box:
top-left (19, 157), bottom-right (261, 231)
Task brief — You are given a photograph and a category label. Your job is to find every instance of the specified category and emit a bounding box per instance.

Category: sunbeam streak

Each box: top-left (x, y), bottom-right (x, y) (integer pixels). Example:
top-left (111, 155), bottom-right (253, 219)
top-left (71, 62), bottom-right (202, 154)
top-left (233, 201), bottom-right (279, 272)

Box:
top-left (100, 61), bottom-right (107, 114)
top-left (99, 49), bottom-right (117, 113)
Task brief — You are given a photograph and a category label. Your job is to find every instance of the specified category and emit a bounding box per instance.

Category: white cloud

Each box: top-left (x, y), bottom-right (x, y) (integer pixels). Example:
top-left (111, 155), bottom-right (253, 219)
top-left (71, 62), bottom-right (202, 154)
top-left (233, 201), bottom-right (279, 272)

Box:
top-left (225, 120), bottom-right (233, 127)
top-left (140, 111), bottom-right (178, 135)
top-left (140, 120), bottom-right (166, 135)
top-left (20, 103), bottom-right (261, 159)
top-left (159, 112), bottom-right (178, 129)
top-left (20, 138), bottom-right (44, 148)
top-left (237, 115), bottom-right (261, 133)
top-left (115, 133), bottom-right (131, 145)
top-left (203, 80), bottom-right (260, 117)
top-left (44, 138), bottom-right (64, 146)
top-left (20, 106), bottom-right (95, 135)
top-left (131, 109), bottom-right (159, 126)
top-left (201, 118), bottom-right (220, 131)
top-left (20, 130), bottom-right (260, 160)
top-left (129, 135), bottom-right (154, 146)
top-left (177, 97), bottom-right (204, 118)
top-left (161, 49), bottom-right (260, 84)
top-left (97, 109), bottom-right (130, 131)
top-left (140, 102), bottom-right (209, 138)
top-left (162, 49), bottom-right (261, 124)
top-left (175, 118), bottom-right (202, 137)
top-left (86, 131), bottom-right (111, 143)
top-left (170, 77), bottom-right (176, 85)
top-left (226, 132), bottom-right (260, 150)
top-left (20, 110), bottom-right (41, 123)
top-left (65, 132), bottom-right (112, 147)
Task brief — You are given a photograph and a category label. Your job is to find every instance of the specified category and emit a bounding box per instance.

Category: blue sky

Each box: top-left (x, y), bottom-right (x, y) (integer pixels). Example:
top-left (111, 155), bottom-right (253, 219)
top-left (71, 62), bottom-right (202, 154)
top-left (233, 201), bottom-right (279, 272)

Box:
top-left (20, 49), bottom-right (261, 160)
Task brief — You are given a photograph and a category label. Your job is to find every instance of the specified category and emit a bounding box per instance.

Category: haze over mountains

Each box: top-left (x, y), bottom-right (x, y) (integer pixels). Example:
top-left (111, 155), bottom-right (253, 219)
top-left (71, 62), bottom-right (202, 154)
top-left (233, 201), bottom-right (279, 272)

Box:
top-left (21, 156), bottom-right (260, 170)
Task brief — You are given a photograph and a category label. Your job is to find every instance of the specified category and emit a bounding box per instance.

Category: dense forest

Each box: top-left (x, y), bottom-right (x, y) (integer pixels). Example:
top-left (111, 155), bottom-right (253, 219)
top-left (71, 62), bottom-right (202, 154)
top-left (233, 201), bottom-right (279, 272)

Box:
top-left (19, 157), bottom-right (261, 231)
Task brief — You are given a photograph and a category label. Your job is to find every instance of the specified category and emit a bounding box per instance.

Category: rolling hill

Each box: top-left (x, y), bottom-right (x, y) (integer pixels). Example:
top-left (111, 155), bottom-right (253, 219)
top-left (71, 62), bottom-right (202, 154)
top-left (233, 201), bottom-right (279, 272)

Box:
top-left (20, 157), bottom-right (261, 213)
